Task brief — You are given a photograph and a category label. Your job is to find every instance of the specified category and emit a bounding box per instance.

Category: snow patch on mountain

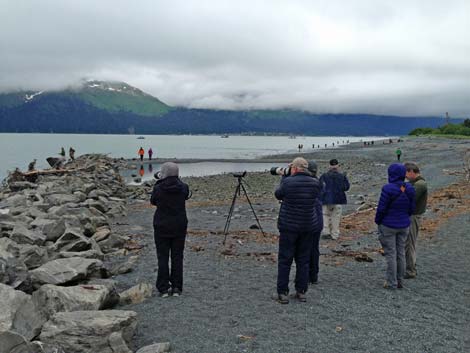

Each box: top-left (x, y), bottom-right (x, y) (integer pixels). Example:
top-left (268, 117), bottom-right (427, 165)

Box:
top-left (24, 91), bottom-right (43, 102)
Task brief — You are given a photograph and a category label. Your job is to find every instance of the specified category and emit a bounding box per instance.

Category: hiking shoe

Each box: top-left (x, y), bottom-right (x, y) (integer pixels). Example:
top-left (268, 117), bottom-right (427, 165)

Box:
top-left (383, 281), bottom-right (396, 290)
top-left (404, 273), bottom-right (416, 279)
top-left (294, 292), bottom-right (307, 302)
top-left (397, 281), bottom-right (403, 289)
top-left (309, 277), bottom-right (318, 285)
top-left (272, 292), bottom-right (289, 304)
top-left (171, 288), bottom-right (181, 297)
top-left (159, 291), bottom-right (170, 298)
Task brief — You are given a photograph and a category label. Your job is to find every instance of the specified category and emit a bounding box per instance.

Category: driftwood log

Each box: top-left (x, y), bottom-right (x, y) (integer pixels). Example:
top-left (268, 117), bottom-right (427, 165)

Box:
top-left (343, 206), bottom-right (376, 219)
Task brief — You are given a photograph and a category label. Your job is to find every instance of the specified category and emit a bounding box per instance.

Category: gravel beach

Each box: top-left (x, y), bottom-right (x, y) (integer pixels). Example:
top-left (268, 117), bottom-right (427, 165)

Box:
top-left (115, 136), bottom-right (470, 353)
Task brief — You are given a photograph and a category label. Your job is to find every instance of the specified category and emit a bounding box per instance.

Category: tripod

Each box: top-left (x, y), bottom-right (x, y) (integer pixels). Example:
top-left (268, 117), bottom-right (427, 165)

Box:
top-left (223, 172), bottom-right (265, 245)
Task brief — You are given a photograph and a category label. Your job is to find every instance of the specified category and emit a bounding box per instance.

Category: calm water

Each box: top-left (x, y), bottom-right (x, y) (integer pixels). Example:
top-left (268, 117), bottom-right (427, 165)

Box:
top-left (122, 161), bottom-right (278, 184)
top-left (0, 133), bottom-right (383, 180)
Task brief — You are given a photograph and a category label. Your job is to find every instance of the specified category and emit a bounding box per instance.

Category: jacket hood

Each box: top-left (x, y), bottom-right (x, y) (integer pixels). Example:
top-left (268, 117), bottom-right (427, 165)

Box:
top-left (388, 163), bottom-right (406, 183)
top-left (157, 176), bottom-right (185, 193)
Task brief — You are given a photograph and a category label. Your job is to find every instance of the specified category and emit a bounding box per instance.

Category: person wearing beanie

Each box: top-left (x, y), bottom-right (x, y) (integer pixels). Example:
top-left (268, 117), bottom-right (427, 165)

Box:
top-left (150, 162), bottom-right (190, 298)
top-left (319, 159), bottom-right (350, 240)
top-left (375, 163), bottom-right (415, 289)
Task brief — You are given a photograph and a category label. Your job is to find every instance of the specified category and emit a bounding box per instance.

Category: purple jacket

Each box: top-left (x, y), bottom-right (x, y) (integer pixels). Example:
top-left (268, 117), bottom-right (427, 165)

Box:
top-left (375, 164), bottom-right (415, 229)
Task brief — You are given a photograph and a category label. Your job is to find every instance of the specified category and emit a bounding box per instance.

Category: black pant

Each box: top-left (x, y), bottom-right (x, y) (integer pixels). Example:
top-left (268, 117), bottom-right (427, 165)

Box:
top-left (309, 231), bottom-right (321, 282)
top-left (154, 235), bottom-right (186, 293)
top-left (277, 230), bottom-right (313, 294)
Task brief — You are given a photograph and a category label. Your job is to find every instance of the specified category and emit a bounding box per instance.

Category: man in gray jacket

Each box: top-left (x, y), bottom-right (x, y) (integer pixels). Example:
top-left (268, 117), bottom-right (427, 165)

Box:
top-left (404, 162), bottom-right (428, 279)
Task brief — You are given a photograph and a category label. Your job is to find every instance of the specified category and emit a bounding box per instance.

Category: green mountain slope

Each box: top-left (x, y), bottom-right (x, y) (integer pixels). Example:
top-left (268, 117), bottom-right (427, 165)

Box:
top-left (0, 80), bottom-right (171, 116)
top-left (74, 80), bottom-right (171, 116)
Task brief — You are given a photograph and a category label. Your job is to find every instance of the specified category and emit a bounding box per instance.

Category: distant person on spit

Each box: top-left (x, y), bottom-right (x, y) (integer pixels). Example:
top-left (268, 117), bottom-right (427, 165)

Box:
top-left (375, 163), bottom-right (415, 289)
top-left (69, 147), bottom-right (75, 161)
top-left (60, 147), bottom-right (66, 157)
top-left (396, 148), bottom-right (402, 161)
top-left (319, 159), bottom-right (350, 240)
top-left (273, 157), bottom-right (322, 304)
top-left (150, 162), bottom-right (190, 298)
top-left (404, 162), bottom-right (428, 279)
top-left (138, 147), bottom-right (145, 162)
top-left (148, 147), bottom-right (153, 160)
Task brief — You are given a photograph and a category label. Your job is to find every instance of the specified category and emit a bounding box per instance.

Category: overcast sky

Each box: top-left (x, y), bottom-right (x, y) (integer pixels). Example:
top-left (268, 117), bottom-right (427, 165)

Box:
top-left (1, 0), bottom-right (469, 116)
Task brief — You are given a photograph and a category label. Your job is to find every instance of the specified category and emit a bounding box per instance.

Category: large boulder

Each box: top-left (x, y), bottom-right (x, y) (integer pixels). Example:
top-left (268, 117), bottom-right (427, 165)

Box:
top-left (83, 199), bottom-right (109, 213)
top-left (54, 228), bottom-right (92, 252)
top-left (0, 237), bottom-right (20, 256)
top-left (29, 257), bottom-right (103, 287)
top-left (0, 218), bottom-right (16, 238)
top-left (98, 233), bottom-right (128, 253)
top-left (0, 248), bottom-right (32, 292)
top-left (107, 332), bottom-right (133, 353)
top-left (8, 181), bottom-right (38, 192)
top-left (19, 245), bottom-right (48, 269)
top-left (57, 248), bottom-right (104, 260)
top-left (39, 310), bottom-right (137, 353)
top-left (30, 218), bottom-right (65, 242)
top-left (84, 279), bottom-right (120, 309)
top-left (23, 207), bottom-right (46, 220)
top-left (82, 183), bottom-right (97, 194)
top-left (73, 191), bottom-right (87, 202)
top-left (0, 283), bottom-right (46, 340)
top-left (0, 331), bottom-right (45, 353)
top-left (10, 224), bottom-right (46, 246)
top-left (1, 194), bottom-right (28, 208)
top-left (88, 189), bottom-right (110, 200)
top-left (44, 194), bottom-right (80, 205)
top-left (61, 215), bottom-right (84, 229)
top-left (32, 284), bottom-right (117, 320)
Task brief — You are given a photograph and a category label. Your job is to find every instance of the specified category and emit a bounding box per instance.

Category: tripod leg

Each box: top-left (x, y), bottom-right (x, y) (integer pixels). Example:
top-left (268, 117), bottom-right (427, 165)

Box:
top-left (240, 183), bottom-right (265, 236)
top-left (223, 183), bottom-right (241, 245)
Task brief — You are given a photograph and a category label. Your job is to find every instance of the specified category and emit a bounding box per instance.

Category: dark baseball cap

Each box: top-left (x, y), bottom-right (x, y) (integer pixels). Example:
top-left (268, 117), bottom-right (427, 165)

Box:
top-left (329, 159), bottom-right (339, 166)
top-left (307, 160), bottom-right (318, 174)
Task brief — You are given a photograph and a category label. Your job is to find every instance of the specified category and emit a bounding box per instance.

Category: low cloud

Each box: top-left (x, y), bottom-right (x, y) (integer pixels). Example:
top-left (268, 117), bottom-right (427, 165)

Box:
top-left (1, 0), bottom-right (469, 116)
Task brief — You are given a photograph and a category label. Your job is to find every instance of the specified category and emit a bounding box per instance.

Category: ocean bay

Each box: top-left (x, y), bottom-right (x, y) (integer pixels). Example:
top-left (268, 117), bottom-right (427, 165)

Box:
top-left (0, 133), bottom-right (384, 180)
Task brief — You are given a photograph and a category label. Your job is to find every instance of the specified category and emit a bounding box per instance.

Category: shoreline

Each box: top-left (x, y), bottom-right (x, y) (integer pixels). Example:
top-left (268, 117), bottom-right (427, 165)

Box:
top-left (123, 139), bottom-right (386, 167)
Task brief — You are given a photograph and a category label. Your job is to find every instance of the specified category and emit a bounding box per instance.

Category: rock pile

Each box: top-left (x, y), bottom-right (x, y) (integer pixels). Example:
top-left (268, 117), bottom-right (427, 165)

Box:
top-left (0, 155), bottom-right (152, 353)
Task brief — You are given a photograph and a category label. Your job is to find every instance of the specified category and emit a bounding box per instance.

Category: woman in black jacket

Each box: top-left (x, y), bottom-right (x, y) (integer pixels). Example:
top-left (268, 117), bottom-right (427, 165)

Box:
top-left (150, 162), bottom-right (190, 297)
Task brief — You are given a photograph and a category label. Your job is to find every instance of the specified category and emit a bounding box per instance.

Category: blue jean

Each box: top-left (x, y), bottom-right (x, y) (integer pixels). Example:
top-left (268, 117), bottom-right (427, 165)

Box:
top-left (378, 225), bottom-right (408, 288)
top-left (277, 230), bottom-right (313, 294)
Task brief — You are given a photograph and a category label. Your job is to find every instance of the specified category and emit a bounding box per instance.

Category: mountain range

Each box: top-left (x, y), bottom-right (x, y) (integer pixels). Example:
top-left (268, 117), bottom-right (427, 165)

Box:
top-left (0, 80), bottom-right (459, 135)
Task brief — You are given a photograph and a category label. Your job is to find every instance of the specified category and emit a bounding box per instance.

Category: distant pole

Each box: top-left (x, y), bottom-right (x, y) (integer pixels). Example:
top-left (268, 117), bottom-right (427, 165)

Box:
top-left (446, 112), bottom-right (450, 125)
